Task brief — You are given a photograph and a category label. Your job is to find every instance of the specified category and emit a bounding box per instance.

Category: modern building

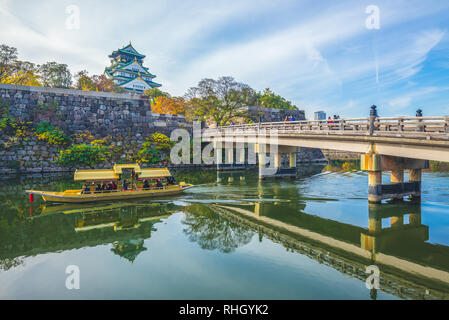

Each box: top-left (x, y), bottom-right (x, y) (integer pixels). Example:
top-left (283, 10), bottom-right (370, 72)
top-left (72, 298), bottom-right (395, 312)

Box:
top-left (105, 42), bottom-right (162, 93)
top-left (314, 111), bottom-right (326, 121)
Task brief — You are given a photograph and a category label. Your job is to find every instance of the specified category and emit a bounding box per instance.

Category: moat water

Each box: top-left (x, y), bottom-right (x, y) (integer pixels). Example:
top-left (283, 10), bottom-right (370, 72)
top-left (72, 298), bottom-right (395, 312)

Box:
top-left (1, 166), bottom-right (449, 300)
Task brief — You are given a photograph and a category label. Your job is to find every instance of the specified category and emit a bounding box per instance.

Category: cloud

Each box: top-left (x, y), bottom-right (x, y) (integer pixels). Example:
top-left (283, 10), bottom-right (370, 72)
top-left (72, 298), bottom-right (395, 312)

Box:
top-left (1, 0), bottom-right (449, 118)
top-left (389, 96), bottom-right (412, 109)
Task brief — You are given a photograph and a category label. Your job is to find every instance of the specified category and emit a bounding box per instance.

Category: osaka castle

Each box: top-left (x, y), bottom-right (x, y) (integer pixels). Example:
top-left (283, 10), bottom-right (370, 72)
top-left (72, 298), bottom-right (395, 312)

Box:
top-left (105, 42), bottom-right (162, 93)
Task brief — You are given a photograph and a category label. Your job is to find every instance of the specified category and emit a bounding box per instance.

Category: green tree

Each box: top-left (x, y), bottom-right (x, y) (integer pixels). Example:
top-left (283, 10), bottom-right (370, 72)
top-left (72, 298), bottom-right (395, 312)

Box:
top-left (0, 44), bottom-right (18, 83)
top-left (144, 88), bottom-right (170, 103)
top-left (257, 88), bottom-right (297, 110)
top-left (38, 61), bottom-right (72, 88)
top-left (184, 76), bottom-right (258, 125)
top-left (0, 44), bottom-right (41, 86)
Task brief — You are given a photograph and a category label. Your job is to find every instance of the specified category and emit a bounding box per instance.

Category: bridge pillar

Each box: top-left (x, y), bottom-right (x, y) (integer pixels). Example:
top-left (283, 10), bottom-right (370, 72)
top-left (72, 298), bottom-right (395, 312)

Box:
top-left (361, 153), bottom-right (382, 203)
top-left (409, 169), bottom-right (422, 202)
top-left (225, 148), bottom-right (234, 164)
top-left (255, 144), bottom-right (298, 179)
top-left (368, 203), bottom-right (382, 234)
top-left (391, 216), bottom-right (404, 228)
top-left (258, 153), bottom-right (268, 180)
top-left (361, 154), bottom-right (427, 203)
top-left (289, 152), bottom-right (297, 168)
top-left (236, 146), bottom-right (245, 165)
top-left (361, 203), bottom-right (428, 254)
top-left (274, 152), bottom-right (281, 174)
top-left (390, 170), bottom-right (404, 200)
top-left (216, 142), bottom-right (246, 171)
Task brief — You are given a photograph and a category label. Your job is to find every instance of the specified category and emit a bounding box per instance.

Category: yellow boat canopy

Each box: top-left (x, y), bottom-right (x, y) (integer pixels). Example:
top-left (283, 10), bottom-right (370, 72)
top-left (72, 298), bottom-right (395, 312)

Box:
top-left (139, 168), bottom-right (171, 179)
top-left (74, 164), bottom-right (171, 181)
top-left (113, 164), bottom-right (142, 174)
top-left (74, 169), bottom-right (119, 181)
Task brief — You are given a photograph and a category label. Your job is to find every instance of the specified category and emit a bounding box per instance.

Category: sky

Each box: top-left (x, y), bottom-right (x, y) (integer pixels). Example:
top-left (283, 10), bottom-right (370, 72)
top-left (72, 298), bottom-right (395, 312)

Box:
top-left (1, 0), bottom-right (449, 119)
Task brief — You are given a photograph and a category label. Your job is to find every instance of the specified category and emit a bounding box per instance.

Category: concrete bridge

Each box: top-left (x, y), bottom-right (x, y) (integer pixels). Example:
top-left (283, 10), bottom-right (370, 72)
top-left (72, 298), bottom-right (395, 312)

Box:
top-left (204, 106), bottom-right (449, 202)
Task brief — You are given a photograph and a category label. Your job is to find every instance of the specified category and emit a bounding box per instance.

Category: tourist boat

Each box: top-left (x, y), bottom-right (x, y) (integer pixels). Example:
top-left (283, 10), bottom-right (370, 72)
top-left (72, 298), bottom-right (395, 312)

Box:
top-left (26, 164), bottom-right (193, 204)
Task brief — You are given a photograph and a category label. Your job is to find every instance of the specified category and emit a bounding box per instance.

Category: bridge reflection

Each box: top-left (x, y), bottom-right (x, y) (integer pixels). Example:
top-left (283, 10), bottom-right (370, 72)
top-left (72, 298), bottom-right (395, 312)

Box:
top-left (202, 200), bottom-right (449, 299)
top-left (180, 170), bottom-right (449, 299)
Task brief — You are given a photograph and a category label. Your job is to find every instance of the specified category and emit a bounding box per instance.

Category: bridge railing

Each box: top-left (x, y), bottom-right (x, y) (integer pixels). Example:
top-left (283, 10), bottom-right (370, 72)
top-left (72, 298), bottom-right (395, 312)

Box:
top-left (211, 116), bottom-right (449, 137)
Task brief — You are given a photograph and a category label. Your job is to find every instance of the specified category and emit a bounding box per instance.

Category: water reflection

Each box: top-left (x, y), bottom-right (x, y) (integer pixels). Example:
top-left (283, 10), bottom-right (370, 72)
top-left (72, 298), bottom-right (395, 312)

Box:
top-left (195, 199), bottom-right (449, 299)
top-left (0, 201), bottom-right (178, 267)
top-left (182, 204), bottom-right (254, 253)
top-left (1, 167), bottom-right (449, 299)
top-left (179, 169), bottom-right (449, 299)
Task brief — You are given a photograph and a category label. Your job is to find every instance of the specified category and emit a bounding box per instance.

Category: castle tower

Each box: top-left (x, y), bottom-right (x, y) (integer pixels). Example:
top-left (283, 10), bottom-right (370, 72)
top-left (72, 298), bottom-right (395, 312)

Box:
top-left (105, 42), bottom-right (162, 93)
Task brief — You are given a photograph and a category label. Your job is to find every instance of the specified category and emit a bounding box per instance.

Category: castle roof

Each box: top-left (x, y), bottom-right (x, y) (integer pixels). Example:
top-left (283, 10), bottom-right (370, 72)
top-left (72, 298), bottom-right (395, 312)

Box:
top-left (109, 42), bottom-right (146, 59)
top-left (118, 75), bottom-right (161, 88)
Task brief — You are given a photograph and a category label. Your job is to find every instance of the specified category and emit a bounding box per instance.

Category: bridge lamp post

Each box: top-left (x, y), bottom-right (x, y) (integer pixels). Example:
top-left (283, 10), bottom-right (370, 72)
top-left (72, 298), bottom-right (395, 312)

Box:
top-left (369, 105), bottom-right (378, 135)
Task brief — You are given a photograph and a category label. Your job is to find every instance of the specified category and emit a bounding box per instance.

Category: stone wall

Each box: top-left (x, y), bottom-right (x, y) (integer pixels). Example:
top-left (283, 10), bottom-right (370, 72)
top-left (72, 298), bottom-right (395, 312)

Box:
top-left (0, 83), bottom-right (191, 139)
top-left (321, 149), bottom-right (361, 160)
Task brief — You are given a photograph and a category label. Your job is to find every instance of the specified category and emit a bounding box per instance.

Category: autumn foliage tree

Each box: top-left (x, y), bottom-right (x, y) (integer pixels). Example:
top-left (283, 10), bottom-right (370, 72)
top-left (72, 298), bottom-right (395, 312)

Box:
top-left (0, 44), bottom-right (41, 86)
top-left (151, 96), bottom-right (186, 115)
top-left (74, 70), bottom-right (125, 93)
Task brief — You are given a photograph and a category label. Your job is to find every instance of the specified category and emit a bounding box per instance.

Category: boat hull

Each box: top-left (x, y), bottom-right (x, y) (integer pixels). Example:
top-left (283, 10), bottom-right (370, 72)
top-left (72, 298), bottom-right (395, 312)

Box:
top-left (27, 185), bottom-right (193, 204)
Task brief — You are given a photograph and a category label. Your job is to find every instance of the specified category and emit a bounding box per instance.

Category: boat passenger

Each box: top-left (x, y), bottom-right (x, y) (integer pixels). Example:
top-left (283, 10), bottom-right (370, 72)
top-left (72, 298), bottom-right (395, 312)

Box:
top-left (123, 180), bottom-right (129, 191)
top-left (143, 180), bottom-right (150, 190)
top-left (111, 181), bottom-right (117, 190)
top-left (82, 184), bottom-right (90, 194)
top-left (95, 184), bottom-right (102, 193)
top-left (156, 180), bottom-right (163, 189)
top-left (167, 176), bottom-right (176, 185)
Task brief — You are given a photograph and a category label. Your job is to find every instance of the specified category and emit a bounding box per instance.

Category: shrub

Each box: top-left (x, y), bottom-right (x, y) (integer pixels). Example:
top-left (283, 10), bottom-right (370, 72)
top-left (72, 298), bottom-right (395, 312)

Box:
top-left (430, 161), bottom-right (449, 172)
top-left (57, 144), bottom-right (109, 167)
top-left (35, 121), bottom-right (68, 145)
top-left (137, 133), bottom-right (172, 164)
top-left (138, 147), bottom-right (162, 164)
top-left (6, 160), bottom-right (20, 169)
top-left (0, 114), bottom-right (17, 136)
top-left (147, 132), bottom-right (172, 150)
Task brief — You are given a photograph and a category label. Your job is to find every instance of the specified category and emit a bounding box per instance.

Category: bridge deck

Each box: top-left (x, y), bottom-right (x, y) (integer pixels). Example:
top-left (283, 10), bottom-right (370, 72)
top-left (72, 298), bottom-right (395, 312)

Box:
top-left (204, 116), bottom-right (449, 162)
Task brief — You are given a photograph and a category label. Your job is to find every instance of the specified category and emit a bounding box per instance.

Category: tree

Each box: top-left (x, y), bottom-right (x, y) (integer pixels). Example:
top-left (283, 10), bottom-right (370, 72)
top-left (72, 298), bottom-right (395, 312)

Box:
top-left (257, 88), bottom-right (298, 110)
top-left (91, 74), bottom-right (125, 93)
top-left (144, 88), bottom-right (170, 102)
top-left (3, 61), bottom-right (41, 86)
top-left (0, 44), bottom-right (41, 86)
top-left (74, 70), bottom-right (94, 91)
top-left (0, 44), bottom-right (18, 83)
top-left (184, 76), bottom-right (258, 125)
top-left (74, 70), bottom-right (125, 93)
top-left (151, 96), bottom-right (186, 115)
top-left (38, 61), bottom-right (72, 88)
